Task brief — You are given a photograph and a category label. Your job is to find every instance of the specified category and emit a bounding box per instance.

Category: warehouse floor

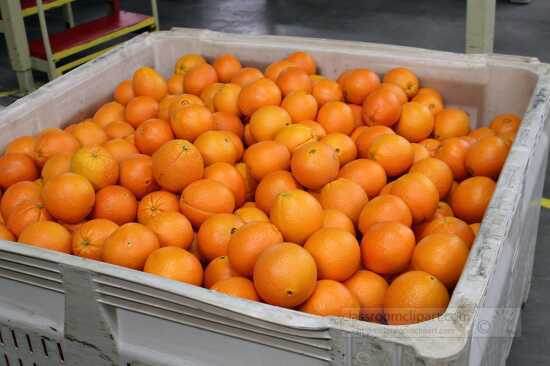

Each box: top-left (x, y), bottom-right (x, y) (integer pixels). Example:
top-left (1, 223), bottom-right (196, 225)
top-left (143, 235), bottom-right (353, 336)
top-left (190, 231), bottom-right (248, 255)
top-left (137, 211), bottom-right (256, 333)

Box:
top-left (1, 0), bottom-right (549, 364)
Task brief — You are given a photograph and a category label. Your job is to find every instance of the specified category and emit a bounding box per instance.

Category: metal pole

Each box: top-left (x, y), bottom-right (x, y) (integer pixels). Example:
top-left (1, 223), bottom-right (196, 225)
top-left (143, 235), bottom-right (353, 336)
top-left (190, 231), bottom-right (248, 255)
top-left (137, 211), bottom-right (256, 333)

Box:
top-left (466, 0), bottom-right (496, 53)
top-left (0, 0), bottom-right (35, 94)
top-left (35, 0), bottom-right (58, 79)
top-left (151, 0), bottom-right (160, 30)
top-left (62, 2), bottom-right (75, 28)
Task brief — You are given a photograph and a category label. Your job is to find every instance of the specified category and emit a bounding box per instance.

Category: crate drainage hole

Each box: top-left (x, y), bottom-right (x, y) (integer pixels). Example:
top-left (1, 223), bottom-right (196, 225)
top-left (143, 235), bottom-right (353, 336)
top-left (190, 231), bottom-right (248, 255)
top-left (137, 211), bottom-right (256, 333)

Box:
top-left (40, 339), bottom-right (48, 357)
top-left (57, 342), bottom-right (64, 362)
top-left (25, 335), bottom-right (32, 353)
top-left (3, 354), bottom-right (9, 366)
top-left (9, 332), bottom-right (17, 349)
top-left (0, 330), bottom-right (3, 345)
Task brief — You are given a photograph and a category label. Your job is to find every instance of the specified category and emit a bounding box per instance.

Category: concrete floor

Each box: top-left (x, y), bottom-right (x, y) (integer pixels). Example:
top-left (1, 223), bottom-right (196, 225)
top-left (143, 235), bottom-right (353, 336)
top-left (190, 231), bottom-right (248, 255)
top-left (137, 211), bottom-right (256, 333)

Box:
top-left (0, 0), bottom-right (549, 364)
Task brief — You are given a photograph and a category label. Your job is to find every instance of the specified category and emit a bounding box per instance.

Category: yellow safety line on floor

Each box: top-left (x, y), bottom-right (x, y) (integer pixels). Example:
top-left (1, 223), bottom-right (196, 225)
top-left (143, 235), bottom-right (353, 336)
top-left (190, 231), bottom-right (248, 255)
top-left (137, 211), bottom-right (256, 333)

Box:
top-left (541, 198), bottom-right (550, 209)
top-left (0, 89), bottom-right (18, 97)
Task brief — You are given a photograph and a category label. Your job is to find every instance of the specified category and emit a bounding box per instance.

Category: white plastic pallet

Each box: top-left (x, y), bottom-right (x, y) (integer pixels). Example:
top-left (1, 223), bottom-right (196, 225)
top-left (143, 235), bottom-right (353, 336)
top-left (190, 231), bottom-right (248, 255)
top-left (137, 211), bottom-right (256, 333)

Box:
top-left (0, 28), bottom-right (549, 366)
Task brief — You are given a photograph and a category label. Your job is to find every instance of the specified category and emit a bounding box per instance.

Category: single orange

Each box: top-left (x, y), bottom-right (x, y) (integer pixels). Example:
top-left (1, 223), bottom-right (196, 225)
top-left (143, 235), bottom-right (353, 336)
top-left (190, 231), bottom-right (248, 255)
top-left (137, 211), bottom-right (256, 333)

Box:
top-left (41, 173), bottom-right (95, 224)
top-left (287, 51), bottom-right (316, 74)
top-left (281, 91), bottom-right (318, 123)
top-left (212, 112), bottom-right (244, 138)
top-left (243, 141), bottom-right (291, 180)
top-left (249, 106), bottom-right (292, 142)
top-left (137, 190), bottom-right (179, 224)
top-left (355, 125), bottom-right (395, 158)
top-left (213, 54), bottom-right (242, 82)
top-left (152, 139), bottom-right (204, 192)
top-left (312, 79), bottom-right (343, 107)
top-left (362, 87), bottom-right (402, 127)
top-left (144, 247), bottom-right (203, 285)
top-left (358, 194), bottom-right (413, 234)
top-left (390, 172), bottom-right (439, 224)
top-left (135, 118), bottom-right (175, 155)
top-left (1, 181), bottom-right (42, 220)
top-left (146, 211), bottom-right (193, 249)
top-left (465, 136), bottom-right (509, 179)
top-left (92, 185), bottom-right (137, 225)
top-left (211, 276), bottom-right (259, 301)
top-left (213, 83), bottom-right (241, 116)
top-left (18, 221), bottom-right (72, 253)
top-left (321, 208), bottom-right (356, 235)
top-left (338, 159), bottom-right (387, 198)
top-left (238, 78), bottom-right (282, 116)
top-left (204, 255), bottom-right (239, 288)
top-left (125, 96), bottom-right (159, 128)
top-left (383, 67), bottom-right (419, 98)
top-left (368, 134), bottom-right (414, 177)
top-left (433, 108), bottom-right (470, 139)
top-left (344, 270), bottom-right (389, 322)
top-left (204, 162), bottom-right (247, 208)
top-left (34, 129), bottom-right (80, 168)
top-left (233, 206), bottom-right (269, 224)
top-left (276, 67), bottom-right (312, 96)
top-left (7, 200), bottom-right (51, 237)
top-left (70, 121), bottom-right (108, 147)
top-left (419, 216), bottom-right (475, 248)
top-left (132, 66), bottom-right (167, 101)
top-left (70, 146), bottom-right (119, 190)
top-left (93, 102), bottom-right (125, 128)
top-left (230, 67), bottom-right (264, 87)
top-left (316, 101), bottom-right (355, 135)
top-left (0, 153), bottom-right (39, 189)
top-left (167, 73), bottom-right (184, 95)
top-left (319, 178), bottom-right (368, 222)
top-left (299, 279), bottom-right (360, 318)
top-left (113, 80), bottom-right (135, 105)
top-left (451, 176), bottom-right (496, 223)
top-left (320, 133), bottom-right (357, 165)
top-left (170, 104), bottom-right (214, 142)
top-left (409, 157), bottom-right (454, 199)
top-left (197, 213), bottom-right (245, 262)
top-left (174, 53), bottom-right (206, 75)
top-left (274, 124), bottom-right (317, 153)
top-left (343, 68), bottom-right (381, 104)
top-left (490, 114), bottom-right (521, 135)
top-left (290, 141), bottom-right (339, 190)
top-left (255, 170), bottom-right (300, 213)
top-left (179, 179), bottom-right (236, 227)
top-left (119, 154), bottom-right (158, 199)
top-left (395, 102), bottom-right (434, 142)
top-left (72, 218), bottom-right (118, 260)
top-left (184, 63), bottom-right (219, 96)
top-left (104, 121), bottom-right (135, 139)
top-left (434, 137), bottom-right (470, 181)
top-left (264, 60), bottom-right (295, 81)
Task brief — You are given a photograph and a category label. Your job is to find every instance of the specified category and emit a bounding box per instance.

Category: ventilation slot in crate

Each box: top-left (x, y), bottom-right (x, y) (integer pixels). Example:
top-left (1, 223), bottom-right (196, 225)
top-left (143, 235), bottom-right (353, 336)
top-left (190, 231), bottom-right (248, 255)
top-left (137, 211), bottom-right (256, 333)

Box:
top-left (0, 326), bottom-right (64, 366)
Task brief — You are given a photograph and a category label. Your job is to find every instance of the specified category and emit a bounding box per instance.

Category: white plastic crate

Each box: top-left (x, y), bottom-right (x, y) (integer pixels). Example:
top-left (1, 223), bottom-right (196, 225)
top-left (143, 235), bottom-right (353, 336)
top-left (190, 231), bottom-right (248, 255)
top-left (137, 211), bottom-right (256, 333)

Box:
top-left (0, 28), bottom-right (549, 366)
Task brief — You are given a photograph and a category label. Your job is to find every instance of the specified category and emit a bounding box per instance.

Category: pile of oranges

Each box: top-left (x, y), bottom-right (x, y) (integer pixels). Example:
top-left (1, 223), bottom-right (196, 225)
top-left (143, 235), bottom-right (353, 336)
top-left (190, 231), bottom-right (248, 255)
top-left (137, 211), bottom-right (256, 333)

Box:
top-left (0, 50), bottom-right (520, 326)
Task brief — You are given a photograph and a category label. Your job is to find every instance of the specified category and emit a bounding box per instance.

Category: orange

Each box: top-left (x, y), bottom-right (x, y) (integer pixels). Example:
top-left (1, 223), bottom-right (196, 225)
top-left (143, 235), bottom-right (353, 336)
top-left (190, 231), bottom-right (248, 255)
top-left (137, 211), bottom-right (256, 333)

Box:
top-left (358, 194), bottom-right (413, 234)
top-left (135, 118), bottom-right (174, 155)
top-left (70, 121), bottom-right (108, 147)
top-left (338, 159), bottom-right (387, 198)
top-left (348, 103), bottom-right (363, 127)
top-left (72, 219), bottom-right (118, 260)
top-left (103, 223), bottom-right (159, 269)
top-left (180, 179), bottom-right (236, 227)
top-left (300, 120), bottom-right (326, 138)
top-left (170, 104), bottom-right (214, 142)
top-left (194, 130), bottom-right (238, 166)
top-left (412, 233), bottom-right (469, 288)
top-left (137, 190), bottom-right (179, 224)
top-left (434, 201), bottom-right (455, 219)
top-left (469, 127), bottom-right (496, 141)
top-left (304, 228), bottom-right (360, 281)
top-left (300, 279), bottom-right (360, 318)
top-left (227, 221), bottom-right (283, 277)
top-left (434, 137), bottom-right (470, 180)
top-left (169, 94), bottom-right (205, 118)
top-left (368, 134), bottom-right (414, 177)
top-left (362, 87), bottom-right (402, 127)
top-left (7, 200), bottom-right (51, 237)
top-left (420, 216), bottom-right (475, 248)
top-left (234, 207), bottom-right (269, 224)
top-left (276, 67), bottom-right (312, 96)
top-left (465, 136), bottom-right (509, 179)
top-left (102, 138), bottom-right (138, 162)
top-left (249, 106), bottom-right (292, 141)
top-left (383, 67), bottom-right (419, 98)
top-left (238, 78), bottom-right (282, 116)
top-left (411, 143), bottom-right (430, 163)
top-left (211, 276), bottom-right (259, 301)
top-left (361, 221), bottom-right (415, 274)
top-left (41, 173), bottom-right (94, 224)
top-left (93, 102), bottom-right (125, 128)
top-left (311, 79), bottom-right (343, 107)
top-left (379, 82), bottom-right (408, 104)
top-left (290, 142), bottom-right (339, 190)
top-left (204, 162), bottom-right (246, 207)
top-left (395, 102), bottom-right (434, 142)
top-left (319, 178), bottom-right (368, 222)
top-left (322, 208), bottom-right (355, 235)
top-left (174, 53), bottom-right (206, 75)
top-left (343, 68), bottom-right (380, 104)
top-left (390, 172), bottom-right (439, 224)
top-left (470, 223), bottom-right (480, 236)
top-left (18, 221), bottom-right (71, 253)
top-left (409, 157), bottom-right (453, 199)
top-left (184, 63), bottom-right (218, 96)
top-left (255, 170), bottom-right (300, 213)
top-left (355, 125), bottom-right (395, 158)
top-left (344, 270), bottom-right (389, 322)
top-left (1, 181), bottom-right (42, 220)
top-left (212, 112), bottom-right (244, 138)
top-left (451, 176), bottom-right (496, 223)
top-left (213, 54), bottom-right (242, 82)
top-left (92, 185), bottom-right (137, 225)
top-left (417, 87), bottom-right (443, 102)
top-left (104, 121), bottom-right (135, 139)
top-left (235, 162), bottom-right (258, 202)
top-left (34, 129), bottom-right (80, 168)
top-left (6, 135), bottom-right (36, 158)
top-left (132, 66), bottom-right (167, 101)
top-left (411, 93), bottom-right (444, 115)
top-left (490, 114), bottom-right (521, 135)
top-left (152, 139), bottom-right (204, 192)
top-left (287, 51), bottom-right (316, 74)
top-left (212, 83), bottom-right (241, 116)
top-left (498, 130), bottom-right (516, 147)
top-left (320, 133), bottom-right (357, 165)
top-left (0, 153), bottom-right (38, 189)
top-left (419, 138), bottom-right (441, 157)
top-left (146, 211), bottom-right (193, 249)
top-left (274, 124), bottom-right (317, 153)
top-left (270, 189), bottom-right (323, 244)
top-left (230, 67), bottom-right (264, 87)
top-left (167, 73), bottom-right (184, 95)
top-left (264, 60), bottom-right (295, 81)
top-left (113, 80), bottom-right (135, 105)
top-left (125, 96), bottom-right (159, 128)
top-left (253, 242), bottom-right (317, 307)
top-left (243, 141), bottom-right (291, 180)
top-left (0, 224), bottom-right (14, 241)
top-left (119, 154), bottom-right (158, 199)
top-left (197, 213), bottom-right (245, 262)
top-left (281, 91), bottom-right (318, 123)
top-left (433, 108), bottom-right (470, 139)
top-left (70, 146), bottom-right (119, 190)
top-left (316, 101), bottom-right (355, 135)
top-left (383, 270), bottom-right (449, 325)
top-left (144, 247), bottom-right (203, 285)
top-left (158, 94), bottom-right (179, 121)
top-left (204, 255), bottom-right (239, 288)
